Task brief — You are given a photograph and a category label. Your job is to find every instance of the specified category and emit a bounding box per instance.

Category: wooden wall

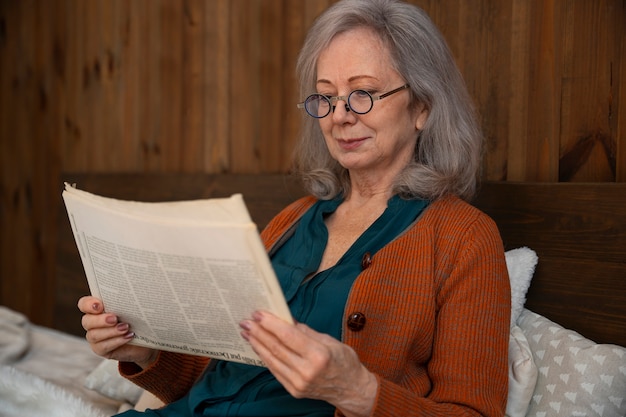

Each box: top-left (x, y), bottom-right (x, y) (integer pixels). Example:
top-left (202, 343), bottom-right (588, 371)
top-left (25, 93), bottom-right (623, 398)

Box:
top-left (1, 0), bottom-right (624, 329)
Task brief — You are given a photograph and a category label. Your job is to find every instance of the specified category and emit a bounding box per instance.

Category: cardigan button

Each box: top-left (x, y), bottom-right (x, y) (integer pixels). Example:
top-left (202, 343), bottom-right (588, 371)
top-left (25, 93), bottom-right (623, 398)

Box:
top-left (361, 252), bottom-right (372, 270)
top-left (347, 312), bottom-right (366, 331)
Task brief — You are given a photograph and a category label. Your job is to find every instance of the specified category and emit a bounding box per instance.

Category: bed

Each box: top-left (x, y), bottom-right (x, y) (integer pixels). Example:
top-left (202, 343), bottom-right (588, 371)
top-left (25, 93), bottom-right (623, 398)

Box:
top-left (1, 173), bottom-right (625, 417)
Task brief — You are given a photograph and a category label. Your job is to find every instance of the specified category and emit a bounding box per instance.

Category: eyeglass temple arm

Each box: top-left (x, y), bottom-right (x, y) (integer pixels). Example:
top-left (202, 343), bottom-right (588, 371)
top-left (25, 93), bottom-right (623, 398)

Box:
top-left (377, 84), bottom-right (410, 99)
top-left (297, 84), bottom-right (409, 108)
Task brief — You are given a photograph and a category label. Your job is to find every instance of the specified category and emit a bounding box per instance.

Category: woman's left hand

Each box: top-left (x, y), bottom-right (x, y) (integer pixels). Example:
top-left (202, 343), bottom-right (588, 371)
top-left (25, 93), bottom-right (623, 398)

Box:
top-left (240, 310), bottom-right (378, 417)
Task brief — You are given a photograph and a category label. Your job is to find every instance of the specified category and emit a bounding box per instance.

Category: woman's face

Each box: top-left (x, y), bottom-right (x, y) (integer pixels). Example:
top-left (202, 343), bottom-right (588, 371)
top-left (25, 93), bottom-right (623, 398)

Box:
top-left (316, 27), bottom-right (428, 180)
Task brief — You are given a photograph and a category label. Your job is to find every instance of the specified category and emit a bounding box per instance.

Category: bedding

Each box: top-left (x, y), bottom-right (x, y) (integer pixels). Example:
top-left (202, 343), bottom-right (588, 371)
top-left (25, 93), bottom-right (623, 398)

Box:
top-left (503, 247), bottom-right (626, 417)
top-left (504, 247), bottom-right (539, 417)
top-left (0, 306), bottom-right (126, 417)
top-left (506, 325), bottom-right (538, 417)
top-left (505, 247), bottom-right (538, 328)
top-left (518, 309), bottom-right (626, 417)
top-left (0, 366), bottom-right (110, 417)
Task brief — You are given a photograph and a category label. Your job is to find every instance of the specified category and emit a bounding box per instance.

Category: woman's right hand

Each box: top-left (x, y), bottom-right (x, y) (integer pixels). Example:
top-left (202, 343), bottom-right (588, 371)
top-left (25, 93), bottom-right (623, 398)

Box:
top-left (78, 295), bottom-right (158, 369)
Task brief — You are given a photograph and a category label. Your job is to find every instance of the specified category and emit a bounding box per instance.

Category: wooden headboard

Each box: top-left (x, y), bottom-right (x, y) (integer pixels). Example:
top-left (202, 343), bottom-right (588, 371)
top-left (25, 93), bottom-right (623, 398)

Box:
top-left (56, 174), bottom-right (626, 347)
top-left (472, 182), bottom-right (626, 346)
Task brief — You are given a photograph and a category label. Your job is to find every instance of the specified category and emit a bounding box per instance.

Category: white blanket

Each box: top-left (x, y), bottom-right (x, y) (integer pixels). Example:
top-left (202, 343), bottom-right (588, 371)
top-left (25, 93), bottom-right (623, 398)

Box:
top-left (0, 307), bottom-right (29, 365)
top-left (0, 306), bottom-right (123, 416)
top-left (0, 366), bottom-right (108, 417)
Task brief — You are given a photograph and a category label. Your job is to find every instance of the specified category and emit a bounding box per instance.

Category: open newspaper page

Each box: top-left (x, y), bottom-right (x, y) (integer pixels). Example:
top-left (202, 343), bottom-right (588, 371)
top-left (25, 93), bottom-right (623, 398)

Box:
top-left (62, 183), bottom-right (292, 366)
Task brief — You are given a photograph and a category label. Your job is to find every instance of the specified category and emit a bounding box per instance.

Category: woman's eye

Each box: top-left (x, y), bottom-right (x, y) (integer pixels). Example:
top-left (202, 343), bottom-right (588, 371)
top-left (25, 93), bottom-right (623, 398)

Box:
top-left (353, 90), bottom-right (372, 98)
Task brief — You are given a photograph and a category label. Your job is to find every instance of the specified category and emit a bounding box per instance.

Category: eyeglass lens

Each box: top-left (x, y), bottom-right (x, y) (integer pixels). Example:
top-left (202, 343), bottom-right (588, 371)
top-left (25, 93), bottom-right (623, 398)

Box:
top-left (305, 90), bottom-right (373, 118)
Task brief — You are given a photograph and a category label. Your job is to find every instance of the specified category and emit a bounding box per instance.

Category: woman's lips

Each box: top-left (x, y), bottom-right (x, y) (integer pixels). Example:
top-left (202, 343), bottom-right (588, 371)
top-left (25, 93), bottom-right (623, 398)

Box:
top-left (337, 137), bottom-right (367, 150)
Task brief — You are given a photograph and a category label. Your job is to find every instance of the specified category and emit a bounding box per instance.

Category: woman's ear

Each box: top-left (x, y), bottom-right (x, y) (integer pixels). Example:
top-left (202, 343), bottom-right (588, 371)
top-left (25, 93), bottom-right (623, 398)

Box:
top-left (414, 103), bottom-right (429, 131)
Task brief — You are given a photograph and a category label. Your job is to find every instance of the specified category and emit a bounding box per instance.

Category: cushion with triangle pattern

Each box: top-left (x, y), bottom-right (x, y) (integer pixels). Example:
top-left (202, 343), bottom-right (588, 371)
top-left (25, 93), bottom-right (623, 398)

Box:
top-left (518, 308), bottom-right (626, 417)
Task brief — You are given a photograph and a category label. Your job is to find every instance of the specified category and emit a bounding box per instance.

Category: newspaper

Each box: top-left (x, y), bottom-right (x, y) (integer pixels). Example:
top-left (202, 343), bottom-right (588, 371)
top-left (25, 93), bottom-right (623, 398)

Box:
top-left (62, 183), bottom-right (292, 366)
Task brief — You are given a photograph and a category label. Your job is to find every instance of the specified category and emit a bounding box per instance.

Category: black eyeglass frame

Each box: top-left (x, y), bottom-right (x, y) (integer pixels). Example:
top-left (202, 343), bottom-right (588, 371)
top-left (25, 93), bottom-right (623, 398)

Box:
top-left (297, 84), bottom-right (410, 119)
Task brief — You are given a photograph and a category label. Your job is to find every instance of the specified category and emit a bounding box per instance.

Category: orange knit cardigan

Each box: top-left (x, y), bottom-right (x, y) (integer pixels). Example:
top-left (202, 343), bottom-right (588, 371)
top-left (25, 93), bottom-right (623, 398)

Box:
top-left (120, 194), bottom-right (510, 417)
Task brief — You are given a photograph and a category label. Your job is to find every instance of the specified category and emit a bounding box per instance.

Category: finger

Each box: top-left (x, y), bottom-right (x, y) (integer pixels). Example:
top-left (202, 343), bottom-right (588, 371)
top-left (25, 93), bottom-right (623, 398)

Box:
top-left (244, 313), bottom-right (328, 382)
top-left (81, 309), bottom-right (118, 331)
top-left (247, 312), bottom-right (308, 356)
top-left (241, 314), bottom-right (299, 366)
top-left (77, 296), bottom-right (104, 314)
top-left (91, 336), bottom-right (135, 359)
top-left (244, 329), bottom-right (307, 396)
top-left (252, 312), bottom-right (327, 357)
top-left (85, 321), bottom-right (132, 343)
top-left (247, 326), bottom-right (333, 401)
top-left (85, 323), bottom-right (135, 356)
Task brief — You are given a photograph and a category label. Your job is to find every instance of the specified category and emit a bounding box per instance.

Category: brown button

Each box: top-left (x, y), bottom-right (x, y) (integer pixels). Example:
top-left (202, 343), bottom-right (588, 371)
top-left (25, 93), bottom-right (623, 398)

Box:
top-left (361, 252), bottom-right (372, 270)
top-left (347, 312), bottom-right (366, 331)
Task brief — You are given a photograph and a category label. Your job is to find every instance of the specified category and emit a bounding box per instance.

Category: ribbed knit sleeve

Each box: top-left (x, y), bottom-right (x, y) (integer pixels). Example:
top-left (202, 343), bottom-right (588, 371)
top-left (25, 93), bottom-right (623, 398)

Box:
top-left (119, 351), bottom-right (211, 404)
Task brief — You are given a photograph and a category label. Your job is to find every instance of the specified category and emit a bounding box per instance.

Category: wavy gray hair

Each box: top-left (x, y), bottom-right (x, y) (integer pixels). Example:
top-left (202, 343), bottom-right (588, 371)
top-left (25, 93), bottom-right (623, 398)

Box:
top-left (292, 0), bottom-right (482, 201)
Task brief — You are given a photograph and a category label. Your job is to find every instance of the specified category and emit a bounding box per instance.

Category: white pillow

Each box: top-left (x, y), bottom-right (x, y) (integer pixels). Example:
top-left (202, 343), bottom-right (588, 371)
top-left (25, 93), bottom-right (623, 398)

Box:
top-left (503, 247), bottom-right (539, 416)
top-left (505, 247), bottom-right (538, 328)
top-left (84, 359), bottom-right (143, 405)
top-left (518, 308), bottom-right (626, 417)
top-left (506, 325), bottom-right (539, 417)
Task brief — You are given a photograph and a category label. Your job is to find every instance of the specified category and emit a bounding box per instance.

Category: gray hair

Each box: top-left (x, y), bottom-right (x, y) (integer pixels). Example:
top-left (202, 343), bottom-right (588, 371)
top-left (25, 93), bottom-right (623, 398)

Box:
top-left (292, 0), bottom-right (482, 201)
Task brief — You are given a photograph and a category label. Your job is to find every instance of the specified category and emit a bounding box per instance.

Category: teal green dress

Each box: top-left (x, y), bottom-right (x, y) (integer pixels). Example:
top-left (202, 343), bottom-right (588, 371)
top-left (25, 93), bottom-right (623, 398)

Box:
top-left (117, 196), bottom-right (427, 417)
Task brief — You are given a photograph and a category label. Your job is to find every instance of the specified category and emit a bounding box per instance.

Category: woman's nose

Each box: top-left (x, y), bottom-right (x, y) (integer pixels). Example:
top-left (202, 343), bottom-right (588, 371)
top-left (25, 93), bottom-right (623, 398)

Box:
top-left (332, 103), bottom-right (350, 113)
top-left (331, 100), bottom-right (354, 123)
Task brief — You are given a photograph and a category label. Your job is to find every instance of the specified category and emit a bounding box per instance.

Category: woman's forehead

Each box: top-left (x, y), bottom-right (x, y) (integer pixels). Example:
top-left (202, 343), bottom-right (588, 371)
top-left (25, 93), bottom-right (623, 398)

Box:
top-left (316, 28), bottom-right (395, 85)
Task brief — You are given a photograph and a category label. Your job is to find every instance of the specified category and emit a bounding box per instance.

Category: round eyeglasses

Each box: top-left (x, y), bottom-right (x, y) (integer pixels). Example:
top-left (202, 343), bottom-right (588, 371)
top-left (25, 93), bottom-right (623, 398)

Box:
top-left (297, 84), bottom-right (410, 119)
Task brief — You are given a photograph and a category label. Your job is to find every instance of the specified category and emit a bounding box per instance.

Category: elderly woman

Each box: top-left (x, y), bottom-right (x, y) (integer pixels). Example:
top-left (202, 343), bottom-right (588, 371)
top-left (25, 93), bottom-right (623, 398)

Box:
top-left (78, 0), bottom-right (510, 416)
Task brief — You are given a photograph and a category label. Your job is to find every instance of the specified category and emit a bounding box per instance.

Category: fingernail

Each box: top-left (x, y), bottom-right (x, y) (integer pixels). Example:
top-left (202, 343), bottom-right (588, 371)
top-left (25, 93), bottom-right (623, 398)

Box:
top-left (123, 331), bottom-right (135, 339)
top-left (92, 302), bottom-right (100, 311)
top-left (116, 323), bottom-right (129, 332)
top-left (106, 315), bottom-right (117, 325)
top-left (251, 311), bottom-right (263, 321)
top-left (240, 331), bottom-right (250, 341)
top-left (239, 320), bottom-right (251, 331)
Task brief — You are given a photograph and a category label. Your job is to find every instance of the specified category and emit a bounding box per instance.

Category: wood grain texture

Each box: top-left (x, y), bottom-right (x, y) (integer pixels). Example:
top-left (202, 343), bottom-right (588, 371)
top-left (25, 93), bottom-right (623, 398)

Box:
top-left (203, 0), bottom-right (230, 172)
top-left (473, 182), bottom-right (626, 346)
top-left (1, 0), bottom-right (625, 328)
top-left (558, 0), bottom-right (618, 182)
top-left (4, 0), bottom-right (622, 175)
